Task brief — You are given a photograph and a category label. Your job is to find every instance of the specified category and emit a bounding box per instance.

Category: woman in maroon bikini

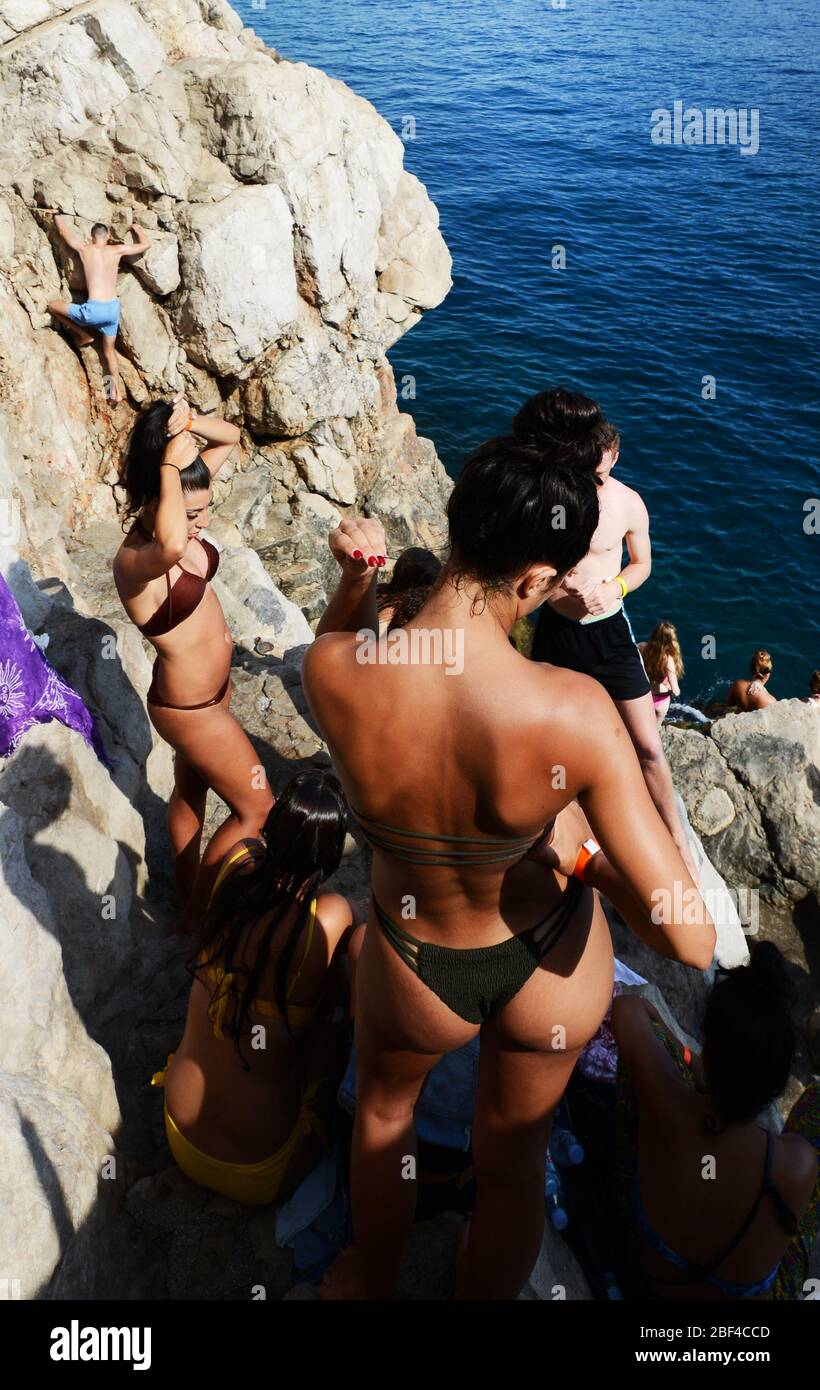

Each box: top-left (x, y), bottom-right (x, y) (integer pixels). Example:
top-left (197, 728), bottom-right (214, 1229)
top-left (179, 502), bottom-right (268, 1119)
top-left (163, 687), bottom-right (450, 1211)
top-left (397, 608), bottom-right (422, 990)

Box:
top-left (113, 393), bottom-right (273, 928)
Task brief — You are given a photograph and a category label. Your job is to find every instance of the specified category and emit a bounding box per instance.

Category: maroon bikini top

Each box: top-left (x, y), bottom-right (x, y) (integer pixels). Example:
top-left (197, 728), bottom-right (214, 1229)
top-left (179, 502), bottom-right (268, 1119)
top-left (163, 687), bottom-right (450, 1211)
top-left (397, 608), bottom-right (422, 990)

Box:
top-left (132, 518), bottom-right (220, 637)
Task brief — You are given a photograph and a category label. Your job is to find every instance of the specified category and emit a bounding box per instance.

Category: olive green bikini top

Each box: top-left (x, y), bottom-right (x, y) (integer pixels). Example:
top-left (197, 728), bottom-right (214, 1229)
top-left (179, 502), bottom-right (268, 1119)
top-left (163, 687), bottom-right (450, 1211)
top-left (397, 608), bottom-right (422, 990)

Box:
top-left (348, 804), bottom-right (554, 867)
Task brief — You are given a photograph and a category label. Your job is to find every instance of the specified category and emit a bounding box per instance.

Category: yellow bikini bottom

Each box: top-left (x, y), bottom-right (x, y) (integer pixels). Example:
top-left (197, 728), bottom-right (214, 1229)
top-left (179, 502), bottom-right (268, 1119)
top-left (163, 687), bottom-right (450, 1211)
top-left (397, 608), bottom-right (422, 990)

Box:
top-left (151, 1058), bottom-right (330, 1206)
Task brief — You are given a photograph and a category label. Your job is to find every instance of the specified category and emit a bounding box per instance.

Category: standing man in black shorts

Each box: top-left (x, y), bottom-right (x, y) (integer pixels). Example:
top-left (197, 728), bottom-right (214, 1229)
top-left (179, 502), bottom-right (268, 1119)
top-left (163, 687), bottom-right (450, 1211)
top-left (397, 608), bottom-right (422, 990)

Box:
top-left (529, 407), bottom-right (699, 882)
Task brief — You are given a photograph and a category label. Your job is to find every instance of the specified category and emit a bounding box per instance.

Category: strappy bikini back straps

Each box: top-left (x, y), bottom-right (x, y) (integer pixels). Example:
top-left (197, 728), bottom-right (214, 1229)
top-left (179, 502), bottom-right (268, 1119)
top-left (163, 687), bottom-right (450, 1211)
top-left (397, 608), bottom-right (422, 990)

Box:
top-left (634, 1130), bottom-right (797, 1289)
top-left (349, 804), bottom-right (549, 867)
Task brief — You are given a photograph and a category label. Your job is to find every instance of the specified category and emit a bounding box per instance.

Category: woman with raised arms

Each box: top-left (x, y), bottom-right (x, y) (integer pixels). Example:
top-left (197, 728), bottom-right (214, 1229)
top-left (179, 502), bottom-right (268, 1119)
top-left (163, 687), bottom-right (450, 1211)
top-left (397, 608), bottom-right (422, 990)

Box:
top-left (302, 388), bottom-right (715, 1300)
top-left (113, 394), bottom-right (273, 929)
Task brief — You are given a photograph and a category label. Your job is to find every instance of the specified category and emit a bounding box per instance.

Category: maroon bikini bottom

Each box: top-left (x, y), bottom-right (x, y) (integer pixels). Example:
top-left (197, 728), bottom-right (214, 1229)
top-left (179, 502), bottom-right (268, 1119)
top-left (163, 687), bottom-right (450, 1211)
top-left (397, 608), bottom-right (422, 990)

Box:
top-left (146, 658), bottom-right (231, 711)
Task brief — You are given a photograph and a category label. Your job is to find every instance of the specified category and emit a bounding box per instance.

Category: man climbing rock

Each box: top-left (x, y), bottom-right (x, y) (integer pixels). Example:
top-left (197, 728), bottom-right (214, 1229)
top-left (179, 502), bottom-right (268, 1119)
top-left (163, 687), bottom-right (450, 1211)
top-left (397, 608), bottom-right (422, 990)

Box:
top-left (46, 214), bottom-right (151, 403)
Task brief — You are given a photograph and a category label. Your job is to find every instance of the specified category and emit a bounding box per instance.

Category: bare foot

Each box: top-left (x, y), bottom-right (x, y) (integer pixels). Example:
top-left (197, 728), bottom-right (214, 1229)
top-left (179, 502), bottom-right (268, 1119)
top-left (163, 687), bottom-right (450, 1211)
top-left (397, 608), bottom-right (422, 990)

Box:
top-left (75, 332), bottom-right (95, 347)
top-left (318, 1246), bottom-right (367, 1301)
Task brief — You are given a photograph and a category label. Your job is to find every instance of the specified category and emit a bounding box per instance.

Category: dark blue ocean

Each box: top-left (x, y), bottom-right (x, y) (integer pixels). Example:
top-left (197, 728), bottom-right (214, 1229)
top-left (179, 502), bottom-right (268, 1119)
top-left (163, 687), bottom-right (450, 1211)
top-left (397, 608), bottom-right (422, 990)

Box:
top-left (235, 0), bottom-right (819, 703)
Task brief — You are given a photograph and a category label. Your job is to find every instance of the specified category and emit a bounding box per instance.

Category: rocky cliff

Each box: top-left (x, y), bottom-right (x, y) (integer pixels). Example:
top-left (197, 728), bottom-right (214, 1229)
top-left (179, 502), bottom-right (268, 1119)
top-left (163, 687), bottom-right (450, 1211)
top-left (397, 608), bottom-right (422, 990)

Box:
top-left (663, 704), bottom-right (819, 1048)
top-left (0, 0), bottom-right (454, 1299)
top-left (0, 0), bottom-right (816, 1302)
top-left (0, 0), bottom-right (453, 611)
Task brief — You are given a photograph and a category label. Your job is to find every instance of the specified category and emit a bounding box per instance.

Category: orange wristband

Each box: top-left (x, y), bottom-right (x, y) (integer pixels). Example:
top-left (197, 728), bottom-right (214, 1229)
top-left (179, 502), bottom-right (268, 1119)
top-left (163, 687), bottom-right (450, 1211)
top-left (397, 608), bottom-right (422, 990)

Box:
top-left (572, 838), bottom-right (601, 882)
top-left (182, 414), bottom-right (194, 431)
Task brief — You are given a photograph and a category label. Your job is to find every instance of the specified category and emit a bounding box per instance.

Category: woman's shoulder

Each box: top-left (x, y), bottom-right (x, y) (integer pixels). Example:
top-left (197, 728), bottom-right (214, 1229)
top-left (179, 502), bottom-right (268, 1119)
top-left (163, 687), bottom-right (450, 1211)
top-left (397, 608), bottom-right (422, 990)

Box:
top-left (313, 890), bottom-right (355, 925)
top-left (214, 837), bottom-right (264, 887)
top-left (301, 631), bottom-right (359, 693)
top-left (312, 891), bottom-right (356, 945)
top-left (774, 1130), bottom-right (818, 1214)
top-left (112, 525), bottom-right (138, 575)
top-left (224, 836), bottom-right (264, 864)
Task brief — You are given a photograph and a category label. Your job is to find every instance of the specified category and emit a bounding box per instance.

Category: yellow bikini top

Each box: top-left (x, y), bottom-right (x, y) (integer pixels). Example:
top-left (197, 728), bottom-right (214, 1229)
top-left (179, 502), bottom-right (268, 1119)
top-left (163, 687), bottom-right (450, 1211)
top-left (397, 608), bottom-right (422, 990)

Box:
top-left (200, 843), bottom-right (319, 1039)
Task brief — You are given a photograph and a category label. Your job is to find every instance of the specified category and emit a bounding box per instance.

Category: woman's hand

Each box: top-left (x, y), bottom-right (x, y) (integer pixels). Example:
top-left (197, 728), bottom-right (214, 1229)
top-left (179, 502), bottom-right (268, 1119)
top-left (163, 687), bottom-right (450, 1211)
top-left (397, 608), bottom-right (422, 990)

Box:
top-left (162, 431), bottom-right (199, 472)
top-left (584, 579), bottom-right (620, 616)
top-left (313, 518), bottom-right (386, 637)
top-left (166, 392), bottom-right (193, 438)
top-left (524, 799), bottom-right (592, 877)
top-left (328, 516), bottom-right (387, 579)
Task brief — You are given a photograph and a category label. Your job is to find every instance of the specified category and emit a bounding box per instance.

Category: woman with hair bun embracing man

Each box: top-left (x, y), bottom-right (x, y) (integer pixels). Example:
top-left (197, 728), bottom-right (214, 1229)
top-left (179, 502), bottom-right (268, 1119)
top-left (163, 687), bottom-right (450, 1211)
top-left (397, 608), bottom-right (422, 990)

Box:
top-left (302, 387), bottom-right (715, 1299)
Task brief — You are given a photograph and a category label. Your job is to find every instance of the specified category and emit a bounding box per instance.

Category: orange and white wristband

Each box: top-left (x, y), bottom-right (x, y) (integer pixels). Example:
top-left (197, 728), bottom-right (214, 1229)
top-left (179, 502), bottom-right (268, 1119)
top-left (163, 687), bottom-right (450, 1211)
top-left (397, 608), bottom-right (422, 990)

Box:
top-left (572, 837), bottom-right (601, 882)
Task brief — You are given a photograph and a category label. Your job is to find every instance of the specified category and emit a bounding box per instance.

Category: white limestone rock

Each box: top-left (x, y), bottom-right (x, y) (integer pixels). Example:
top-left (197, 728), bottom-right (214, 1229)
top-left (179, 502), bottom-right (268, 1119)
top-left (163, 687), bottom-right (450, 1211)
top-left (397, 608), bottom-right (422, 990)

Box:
top-left (173, 184), bottom-right (299, 374)
top-left (0, 1071), bottom-right (116, 1299)
top-left (211, 542), bottom-right (314, 652)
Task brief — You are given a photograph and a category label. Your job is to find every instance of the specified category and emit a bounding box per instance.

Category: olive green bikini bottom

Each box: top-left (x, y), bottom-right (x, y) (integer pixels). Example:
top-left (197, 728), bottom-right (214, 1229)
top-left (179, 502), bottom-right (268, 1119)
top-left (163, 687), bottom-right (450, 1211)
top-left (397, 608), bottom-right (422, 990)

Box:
top-left (372, 875), bottom-right (585, 1025)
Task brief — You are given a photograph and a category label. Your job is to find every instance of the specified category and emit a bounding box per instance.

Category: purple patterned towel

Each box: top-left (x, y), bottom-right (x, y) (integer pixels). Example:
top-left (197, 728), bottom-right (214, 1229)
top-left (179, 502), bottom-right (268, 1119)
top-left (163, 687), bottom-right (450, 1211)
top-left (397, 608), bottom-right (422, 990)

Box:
top-left (0, 573), bottom-right (110, 765)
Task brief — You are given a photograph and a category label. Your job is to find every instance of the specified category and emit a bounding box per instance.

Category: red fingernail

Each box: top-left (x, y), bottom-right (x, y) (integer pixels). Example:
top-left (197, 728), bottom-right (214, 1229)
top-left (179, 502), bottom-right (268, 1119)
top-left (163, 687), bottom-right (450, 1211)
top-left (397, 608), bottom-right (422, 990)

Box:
top-left (367, 556), bottom-right (377, 566)
top-left (377, 556), bottom-right (386, 567)
top-left (352, 549), bottom-right (363, 560)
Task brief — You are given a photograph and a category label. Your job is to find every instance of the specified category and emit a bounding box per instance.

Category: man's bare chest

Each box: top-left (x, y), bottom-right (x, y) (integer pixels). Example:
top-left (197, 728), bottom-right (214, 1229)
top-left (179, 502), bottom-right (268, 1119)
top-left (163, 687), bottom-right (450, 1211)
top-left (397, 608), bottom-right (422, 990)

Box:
top-left (589, 504), bottom-right (628, 556)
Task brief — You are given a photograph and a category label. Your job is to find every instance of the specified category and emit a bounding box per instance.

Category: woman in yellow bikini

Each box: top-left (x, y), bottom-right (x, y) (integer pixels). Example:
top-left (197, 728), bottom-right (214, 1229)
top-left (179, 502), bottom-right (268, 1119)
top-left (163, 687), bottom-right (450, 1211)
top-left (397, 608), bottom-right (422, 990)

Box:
top-left (152, 770), bottom-right (358, 1205)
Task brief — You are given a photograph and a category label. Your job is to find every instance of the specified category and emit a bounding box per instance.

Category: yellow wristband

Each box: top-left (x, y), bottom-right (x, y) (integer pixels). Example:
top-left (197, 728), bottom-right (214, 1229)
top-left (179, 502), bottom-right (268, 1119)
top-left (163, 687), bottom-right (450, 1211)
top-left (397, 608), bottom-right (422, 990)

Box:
top-left (616, 575), bottom-right (628, 599)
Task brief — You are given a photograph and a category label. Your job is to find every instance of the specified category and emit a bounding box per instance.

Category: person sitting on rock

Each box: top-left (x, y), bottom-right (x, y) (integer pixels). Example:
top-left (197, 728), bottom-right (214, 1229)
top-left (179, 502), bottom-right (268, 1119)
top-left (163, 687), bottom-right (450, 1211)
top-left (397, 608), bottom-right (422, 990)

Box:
top-left (375, 546), bottom-right (442, 634)
top-left (637, 620), bottom-right (683, 724)
top-left (152, 770), bottom-right (358, 1206)
top-left (613, 942), bottom-right (818, 1300)
top-left (113, 393), bottom-right (273, 930)
top-left (301, 400), bottom-right (714, 1300)
top-left (727, 649), bottom-right (776, 711)
top-left (46, 214), bottom-right (151, 404)
top-left (805, 670), bottom-right (820, 707)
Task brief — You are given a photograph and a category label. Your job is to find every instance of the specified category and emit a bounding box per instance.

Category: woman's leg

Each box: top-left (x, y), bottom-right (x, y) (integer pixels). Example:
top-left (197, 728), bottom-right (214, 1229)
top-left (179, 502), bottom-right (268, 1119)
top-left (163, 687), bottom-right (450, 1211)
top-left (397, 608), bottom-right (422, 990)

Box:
top-left (460, 1032), bottom-right (580, 1299)
top-left (321, 920), bottom-right (478, 1299)
top-left (460, 889), bottom-right (613, 1299)
top-left (347, 923), bottom-right (366, 1018)
top-left (344, 1011), bottom-right (444, 1298)
top-left (168, 749), bottom-right (208, 908)
top-left (149, 693), bottom-right (273, 927)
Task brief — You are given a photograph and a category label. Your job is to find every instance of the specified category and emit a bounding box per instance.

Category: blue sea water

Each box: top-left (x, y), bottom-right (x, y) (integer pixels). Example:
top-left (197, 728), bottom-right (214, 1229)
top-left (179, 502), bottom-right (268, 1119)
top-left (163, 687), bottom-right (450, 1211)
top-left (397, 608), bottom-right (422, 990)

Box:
top-left (235, 0), bottom-right (819, 703)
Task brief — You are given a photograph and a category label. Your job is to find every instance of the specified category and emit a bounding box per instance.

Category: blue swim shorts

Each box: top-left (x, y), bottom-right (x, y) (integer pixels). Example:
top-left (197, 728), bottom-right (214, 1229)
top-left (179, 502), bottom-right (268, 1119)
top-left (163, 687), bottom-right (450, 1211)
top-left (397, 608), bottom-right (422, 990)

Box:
top-left (67, 298), bottom-right (121, 337)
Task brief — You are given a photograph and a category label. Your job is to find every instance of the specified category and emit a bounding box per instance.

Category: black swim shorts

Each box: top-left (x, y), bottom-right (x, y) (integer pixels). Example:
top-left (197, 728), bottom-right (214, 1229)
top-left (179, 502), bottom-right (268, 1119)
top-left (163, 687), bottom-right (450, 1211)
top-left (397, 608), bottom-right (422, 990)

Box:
top-left (530, 602), bottom-right (651, 703)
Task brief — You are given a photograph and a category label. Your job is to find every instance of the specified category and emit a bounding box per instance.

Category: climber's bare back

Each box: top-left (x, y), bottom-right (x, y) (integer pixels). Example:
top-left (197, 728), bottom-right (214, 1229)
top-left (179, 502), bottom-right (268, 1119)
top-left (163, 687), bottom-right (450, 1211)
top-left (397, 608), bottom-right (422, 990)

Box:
top-left (76, 243), bottom-right (122, 301)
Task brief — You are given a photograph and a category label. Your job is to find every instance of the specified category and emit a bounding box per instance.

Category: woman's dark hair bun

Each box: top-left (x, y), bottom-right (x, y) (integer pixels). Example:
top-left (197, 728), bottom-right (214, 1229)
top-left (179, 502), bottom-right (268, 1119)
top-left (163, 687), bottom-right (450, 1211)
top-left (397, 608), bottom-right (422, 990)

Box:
top-left (702, 940), bottom-right (795, 1126)
top-left (445, 385), bottom-right (606, 599)
top-left (514, 385), bottom-right (601, 440)
top-left (512, 387), bottom-right (614, 473)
